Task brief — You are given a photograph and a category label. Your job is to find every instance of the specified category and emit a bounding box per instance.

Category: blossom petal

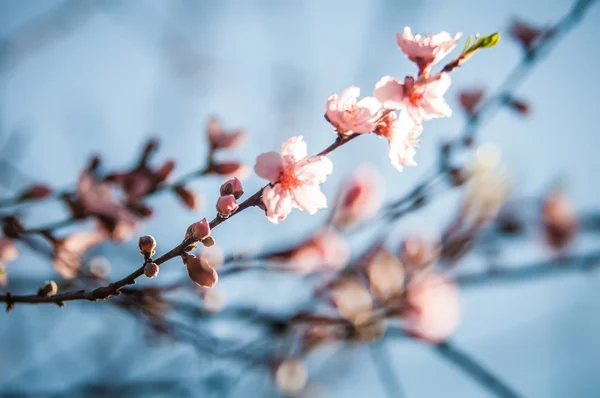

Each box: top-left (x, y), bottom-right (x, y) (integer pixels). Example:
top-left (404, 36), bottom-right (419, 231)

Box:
top-left (262, 184), bottom-right (293, 224)
top-left (280, 136), bottom-right (307, 162)
top-left (374, 76), bottom-right (404, 110)
top-left (295, 156), bottom-right (333, 184)
top-left (255, 152), bottom-right (283, 183)
top-left (292, 184), bottom-right (328, 215)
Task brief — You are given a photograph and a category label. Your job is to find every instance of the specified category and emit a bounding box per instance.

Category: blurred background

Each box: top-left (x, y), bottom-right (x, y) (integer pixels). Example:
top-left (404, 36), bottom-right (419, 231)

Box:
top-left (0, 0), bottom-right (599, 397)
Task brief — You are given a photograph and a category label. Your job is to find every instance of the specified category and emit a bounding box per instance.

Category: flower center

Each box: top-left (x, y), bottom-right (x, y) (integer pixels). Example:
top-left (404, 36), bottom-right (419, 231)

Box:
top-left (343, 106), bottom-right (357, 121)
top-left (279, 168), bottom-right (301, 191)
top-left (408, 90), bottom-right (423, 106)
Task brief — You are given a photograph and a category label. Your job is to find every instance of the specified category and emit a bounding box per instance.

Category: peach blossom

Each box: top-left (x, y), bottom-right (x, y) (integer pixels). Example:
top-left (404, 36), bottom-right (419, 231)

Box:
top-left (0, 238), bottom-right (18, 287)
top-left (396, 27), bottom-right (461, 74)
top-left (53, 231), bottom-right (106, 279)
top-left (325, 86), bottom-right (382, 134)
top-left (207, 117), bottom-right (246, 150)
top-left (400, 235), bottom-right (440, 271)
top-left (403, 272), bottom-right (460, 343)
top-left (367, 249), bottom-right (405, 302)
top-left (289, 228), bottom-right (350, 274)
top-left (255, 136), bottom-right (333, 223)
top-left (330, 278), bottom-right (373, 324)
top-left (374, 73), bottom-right (452, 122)
top-left (377, 112), bottom-right (424, 172)
top-left (332, 165), bottom-right (382, 228)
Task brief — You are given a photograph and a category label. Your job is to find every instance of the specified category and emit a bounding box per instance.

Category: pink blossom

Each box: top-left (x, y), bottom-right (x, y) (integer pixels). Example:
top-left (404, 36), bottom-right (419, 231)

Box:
top-left (396, 27), bottom-right (461, 74)
top-left (403, 272), bottom-right (460, 343)
top-left (330, 277), bottom-right (373, 324)
top-left (325, 86), bottom-right (382, 135)
top-left (367, 249), bottom-right (405, 302)
top-left (374, 73), bottom-right (452, 122)
top-left (185, 254), bottom-right (218, 288)
top-left (400, 235), bottom-right (440, 271)
top-left (377, 112), bottom-right (424, 171)
top-left (53, 231), bottom-right (106, 279)
top-left (332, 165), bottom-right (382, 228)
top-left (207, 117), bottom-right (246, 150)
top-left (0, 238), bottom-right (19, 287)
top-left (289, 228), bottom-right (350, 274)
top-left (216, 194), bottom-right (238, 218)
top-left (255, 136), bottom-right (333, 223)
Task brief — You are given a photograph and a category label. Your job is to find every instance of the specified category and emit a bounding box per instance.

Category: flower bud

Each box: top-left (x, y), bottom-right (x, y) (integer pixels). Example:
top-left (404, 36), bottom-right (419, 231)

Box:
top-left (210, 162), bottom-right (250, 179)
top-left (207, 118), bottom-right (246, 150)
top-left (399, 236), bottom-right (439, 270)
top-left (541, 190), bottom-right (577, 250)
top-left (174, 185), bottom-right (200, 210)
top-left (220, 177), bottom-right (244, 199)
top-left (191, 218), bottom-right (211, 241)
top-left (458, 88), bottom-right (485, 116)
top-left (202, 236), bottom-right (216, 248)
top-left (144, 262), bottom-right (160, 279)
top-left (155, 160), bottom-right (175, 182)
top-left (184, 254), bottom-right (218, 288)
top-left (275, 359), bottom-right (308, 396)
top-left (17, 184), bottom-right (53, 202)
top-left (216, 194), bottom-right (238, 218)
top-left (37, 280), bottom-right (58, 297)
top-left (138, 235), bottom-right (157, 257)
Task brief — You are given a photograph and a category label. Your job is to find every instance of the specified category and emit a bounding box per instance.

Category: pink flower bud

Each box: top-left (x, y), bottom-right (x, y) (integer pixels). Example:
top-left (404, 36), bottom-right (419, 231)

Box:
top-left (174, 185), bottom-right (200, 210)
top-left (541, 190), bottom-right (578, 250)
top-left (188, 218), bottom-right (211, 241)
top-left (144, 262), bottom-right (160, 278)
top-left (207, 118), bottom-right (246, 150)
top-left (17, 184), bottom-right (53, 202)
top-left (185, 254), bottom-right (218, 288)
top-left (216, 194), bottom-right (238, 218)
top-left (458, 88), bottom-right (485, 116)
top-left (220, 177), bottom-right (244, 199)
top-left (155, 160), bottom-right (175, 182)
top-left (509, 19), bottom-right (544, 51)
top-left (138, 235), bottom-right (157, 257)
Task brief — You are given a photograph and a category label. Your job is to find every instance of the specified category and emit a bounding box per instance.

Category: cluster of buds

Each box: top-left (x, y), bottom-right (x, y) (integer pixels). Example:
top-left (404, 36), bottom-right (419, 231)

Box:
top-left (216, 178), bottom-right (243, 218)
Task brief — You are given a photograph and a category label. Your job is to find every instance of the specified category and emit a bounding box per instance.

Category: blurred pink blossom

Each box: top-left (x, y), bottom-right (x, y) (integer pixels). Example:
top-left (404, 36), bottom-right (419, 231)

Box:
top-left (332, 165), bottom-right (382, 228)
top-left (330, 278), bottom-right (373, 324)
top-left (289, 228), bottom-right (350, 274)
top-left (400, 235), bottom-right (440, 271)
top-left (325, 86), bottom-right (382, 135)
top-left (255, 136), bottom-right (333, 223)
top-left (367, 249), bottom-right (405, 302)
top-left (396, 27), bottom-right (462, 74)
top-left (403, 272), bottom-right (460, 343)
top-left (374, 73), bottom-right (452, 122)
top-left (459, 88), bottom-right (485, 116)
top-left (53, 231), bottom-right (106, 279)
top-left (207, 117), bottom-right (246, 150)
top-left (0, 238), bottom-right (19, 287)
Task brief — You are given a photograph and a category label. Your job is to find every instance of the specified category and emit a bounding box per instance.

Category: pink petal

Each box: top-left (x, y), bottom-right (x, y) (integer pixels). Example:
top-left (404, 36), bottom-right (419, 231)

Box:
top-left (292, 184), bottom-right (328, 215)
top-left (280, 136), bottom-right (307, 162)
top-left (295, 156), bottom-right (333, 184)
top-left (254, 152), bottom-right (283, 183)
top-left (262, 184), bottom-right (293, 224)
top-left (373, 76), bottom-right (405, 110)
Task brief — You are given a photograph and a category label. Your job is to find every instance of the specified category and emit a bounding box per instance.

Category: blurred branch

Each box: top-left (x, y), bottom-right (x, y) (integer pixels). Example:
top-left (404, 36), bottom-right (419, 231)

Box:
top-left (369, 340), bottom-right (406, 398)
top-left (434, 341), bottom-right (522, 398)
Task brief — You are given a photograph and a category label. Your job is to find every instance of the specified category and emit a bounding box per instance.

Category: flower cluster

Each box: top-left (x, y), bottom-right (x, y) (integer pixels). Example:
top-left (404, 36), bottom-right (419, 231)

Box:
top-left (254, 27), bottom-right (470, 223)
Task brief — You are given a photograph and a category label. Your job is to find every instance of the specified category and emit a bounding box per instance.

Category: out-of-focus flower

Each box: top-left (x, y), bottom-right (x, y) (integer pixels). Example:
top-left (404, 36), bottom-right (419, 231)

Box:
top-left (288, 228), bottom-right (350, 274)
top-left (53, 231), bottom-right (106, 279)
top-left (17, 184), bottom-right (53, 202)
top-left (255, 136), bottom-right (333, 223)
top-left (173, 185), bottom-right (201, 210)
top-left (201, 289), bottom-right (227, 313)
top-left (396, 27), bottom-right (462, 74)
top-left (275, 359), bottom-right (308, 396)
top-left (138, 235), bottom-right (157, 257)
top-left (367, 249), bottom-right (405, 302)
top-left (374, 73), bottom-right (452, 122)
top-left (403, 272), bottom-right (460, 343)
top-left (0, 238), bottom-right (19, 287)
top-left (69, 170), bottom-right (141, 242)
top-left (459, 88), bottom-right (485, 116)
top-left (199, 246), bottom-right (225, 270)
top-left (399, 235), bottom-right (440, 272)
top-left (220, 177), bottom-right (244, 199)
top-left (541, 189), bottom-right (578, 250)
top-left (462, 144), bottom-right (510, 225)
top-left (209, 161), bottom-right (250, 179)
top-left (184, 254), bottom-right (218, 288)
top-left (330, 277), bottom-right (373, 324)
top-left (376, 112), bottom-right (424, 172)
top-left (325, 86), bottom-right (382, 135)
top-left (144, 262), bottom-right (160, 279)
top-left (88, 256), bottom-right (111, 279)
top-left (509, 19), bottom-right (545, 51)
top-left (332, 165), bottom-right (382, 229)
top-left (207, 117), bottom-right (246, 150)
top-left (216, 194), bottom-right (238, 218)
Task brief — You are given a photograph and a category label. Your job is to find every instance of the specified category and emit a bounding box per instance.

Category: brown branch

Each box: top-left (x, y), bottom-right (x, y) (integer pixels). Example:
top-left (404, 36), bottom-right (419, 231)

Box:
top-left (0, 134), bottom-right (362, 310)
